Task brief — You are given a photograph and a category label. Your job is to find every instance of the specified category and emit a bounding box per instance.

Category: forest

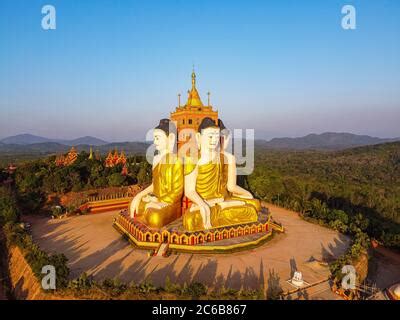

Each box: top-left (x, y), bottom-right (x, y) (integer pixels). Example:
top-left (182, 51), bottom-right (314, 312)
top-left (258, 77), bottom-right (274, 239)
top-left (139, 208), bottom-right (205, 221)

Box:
top-left (246, 141), bottom-right (400, 248)
top-left (0, 152), bottom-right (152, 221)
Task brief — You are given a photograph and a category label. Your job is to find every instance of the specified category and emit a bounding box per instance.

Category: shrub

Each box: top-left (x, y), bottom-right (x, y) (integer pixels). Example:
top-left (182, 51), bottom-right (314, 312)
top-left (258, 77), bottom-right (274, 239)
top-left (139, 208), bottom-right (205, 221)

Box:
top-left (183, 282), bottom-right (207, 299)
top-left (108, 173), bottom-right (126, 187)
top-left (68, 273), bottom-right (94, 291)
top-left (329, 219), bottom-right (348, 233)
top-left (138, 279), bottom-right (157, 294)
top-left (164, 276), bottom-right (181, 294)
top-left (51, 206), bottom-right (64, 218)
top-left (0, 186), bottom-right (19, 223)
top-left (101, 278), bottom-right (128, 296)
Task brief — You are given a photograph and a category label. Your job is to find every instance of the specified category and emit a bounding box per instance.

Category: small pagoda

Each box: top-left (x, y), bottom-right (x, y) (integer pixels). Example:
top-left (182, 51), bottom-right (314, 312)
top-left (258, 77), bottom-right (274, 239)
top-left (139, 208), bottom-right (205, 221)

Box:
top-left (55, 147), bottom-right (78, 166)
top-left (105, 149), bottom-right (127, 168)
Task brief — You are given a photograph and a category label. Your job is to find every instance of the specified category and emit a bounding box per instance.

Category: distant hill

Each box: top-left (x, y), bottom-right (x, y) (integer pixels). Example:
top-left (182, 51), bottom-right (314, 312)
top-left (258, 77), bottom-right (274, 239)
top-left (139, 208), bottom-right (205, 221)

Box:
top-left (1, 132), bottom-right (398, 157)
top-left (0, 142), bottom-right (73, 154)
top-left (1, 134), bottom-right (52, 145)
top-left (256, 132), bottom-right (399, 150)
top-left (63, 136), bottom-right (108, 146)
top-left (0, 134), bottom-right (108, 146)
top-left (0, 141), bottom-right (150, 156)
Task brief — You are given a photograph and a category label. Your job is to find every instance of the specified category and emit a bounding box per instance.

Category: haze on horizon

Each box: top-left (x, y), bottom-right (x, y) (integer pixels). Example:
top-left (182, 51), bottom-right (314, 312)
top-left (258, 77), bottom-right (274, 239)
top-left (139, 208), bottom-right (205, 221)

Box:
top-left (1, 0), bottom-right (399, 142)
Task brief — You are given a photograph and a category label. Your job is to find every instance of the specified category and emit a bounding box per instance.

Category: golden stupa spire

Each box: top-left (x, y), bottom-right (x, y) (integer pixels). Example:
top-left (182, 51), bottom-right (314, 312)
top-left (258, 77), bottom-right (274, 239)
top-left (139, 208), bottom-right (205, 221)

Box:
top-left (88, 146), bottom-right (93, 160)
top-left (191, 68), bottom-right (196, 89)
top-left (186, 69), bottom-right (204, 108)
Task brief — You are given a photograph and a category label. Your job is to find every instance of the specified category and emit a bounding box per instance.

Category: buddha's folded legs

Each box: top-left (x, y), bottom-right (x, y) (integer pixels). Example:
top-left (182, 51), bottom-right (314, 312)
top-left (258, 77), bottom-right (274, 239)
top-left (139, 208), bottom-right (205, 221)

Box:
top-left (183, 203), bottom-right (259, 232)
top-left (136, 199), bottom-right (180, 229)
top-left (228, 196), bottom-right (261, 212)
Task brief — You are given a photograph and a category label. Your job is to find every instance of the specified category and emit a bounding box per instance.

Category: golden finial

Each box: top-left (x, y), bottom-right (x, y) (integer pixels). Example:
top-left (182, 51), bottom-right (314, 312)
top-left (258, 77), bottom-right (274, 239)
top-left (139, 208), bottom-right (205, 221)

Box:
top-left (207, 91), bottom-right (210, 106)
top-left (191, 68), bottom-right (196, 89)
top-left (178, 93), bottom-right (181, 107)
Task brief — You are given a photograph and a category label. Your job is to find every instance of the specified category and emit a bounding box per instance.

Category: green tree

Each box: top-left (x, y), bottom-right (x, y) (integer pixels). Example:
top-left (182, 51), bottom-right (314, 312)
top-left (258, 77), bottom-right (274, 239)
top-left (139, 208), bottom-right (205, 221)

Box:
top-left (137, 164), bottom-right (150, 185)
top-left (0, 186), bottom-right (19, 223)
top-left (108, 173), bottom-right (126, 187)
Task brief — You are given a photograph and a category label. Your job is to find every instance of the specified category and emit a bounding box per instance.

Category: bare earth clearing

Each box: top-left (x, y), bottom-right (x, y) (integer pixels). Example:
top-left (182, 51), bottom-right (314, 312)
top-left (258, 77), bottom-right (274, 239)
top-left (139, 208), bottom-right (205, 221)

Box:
top-left (27, 204), bottom-right (352, 298)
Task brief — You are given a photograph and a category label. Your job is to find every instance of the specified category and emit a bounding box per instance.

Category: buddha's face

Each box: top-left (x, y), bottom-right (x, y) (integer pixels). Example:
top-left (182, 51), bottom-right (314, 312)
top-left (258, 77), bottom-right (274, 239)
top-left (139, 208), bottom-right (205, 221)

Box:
top-left (153, 129), bottom-right (169, 152)
top-left (198, 127), bottom-right (220, 151)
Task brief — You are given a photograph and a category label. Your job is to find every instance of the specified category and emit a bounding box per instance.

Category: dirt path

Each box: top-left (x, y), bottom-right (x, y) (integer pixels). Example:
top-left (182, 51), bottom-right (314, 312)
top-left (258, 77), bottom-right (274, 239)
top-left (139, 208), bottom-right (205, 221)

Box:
top-left (26, 204), bottom-right (350, 296)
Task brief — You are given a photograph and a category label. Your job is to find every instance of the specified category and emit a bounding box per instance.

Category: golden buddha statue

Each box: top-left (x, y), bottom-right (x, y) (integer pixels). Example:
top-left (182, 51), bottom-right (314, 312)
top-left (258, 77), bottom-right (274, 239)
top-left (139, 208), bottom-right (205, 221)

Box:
top-left (129, 119), bottom-right (184, 229)
top-left (183, 118), bottom-right (259, 232)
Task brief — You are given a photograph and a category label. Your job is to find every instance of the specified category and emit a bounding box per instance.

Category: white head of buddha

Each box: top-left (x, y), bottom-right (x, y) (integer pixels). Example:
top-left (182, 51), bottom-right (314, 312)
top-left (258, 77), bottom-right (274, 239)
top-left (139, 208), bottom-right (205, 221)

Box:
top-left (196, 117), bottom-right (220, 154)
top-left (153, 119), bottom-right (176, 156)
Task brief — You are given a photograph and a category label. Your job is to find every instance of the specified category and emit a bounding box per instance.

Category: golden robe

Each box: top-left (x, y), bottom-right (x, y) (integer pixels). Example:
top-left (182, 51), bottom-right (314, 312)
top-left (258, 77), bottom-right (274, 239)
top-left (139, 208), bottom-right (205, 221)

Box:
top-left (183, 154), bottom-right (259, 232)
top-left (135, 153), bottom-right (183, 229)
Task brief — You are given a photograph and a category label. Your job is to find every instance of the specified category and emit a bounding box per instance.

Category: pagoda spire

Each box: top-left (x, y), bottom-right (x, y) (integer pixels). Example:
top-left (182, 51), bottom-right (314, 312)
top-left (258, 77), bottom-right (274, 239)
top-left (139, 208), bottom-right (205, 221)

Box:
top-left (88, 146), bottom-right (93, 160)
top-left (185, 69), bottom-right (203, 108)
top-left (191, 68), bottom-right (196, 89)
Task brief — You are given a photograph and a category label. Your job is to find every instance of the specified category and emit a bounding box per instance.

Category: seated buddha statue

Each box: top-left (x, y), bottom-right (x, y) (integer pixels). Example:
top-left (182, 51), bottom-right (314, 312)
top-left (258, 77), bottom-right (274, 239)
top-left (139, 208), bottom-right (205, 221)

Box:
top-left (182, 117), bottom-right (259, 232)
top-left (129, 119), bottom-right (184, 229)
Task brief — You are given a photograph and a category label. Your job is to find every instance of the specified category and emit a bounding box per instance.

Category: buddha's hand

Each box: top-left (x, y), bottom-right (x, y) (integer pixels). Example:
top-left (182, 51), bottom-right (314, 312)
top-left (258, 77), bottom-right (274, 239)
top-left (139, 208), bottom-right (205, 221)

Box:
top-left (129, 194), bottom-right (142, 218)
top-left (199, 204), bottom-right (212, 230)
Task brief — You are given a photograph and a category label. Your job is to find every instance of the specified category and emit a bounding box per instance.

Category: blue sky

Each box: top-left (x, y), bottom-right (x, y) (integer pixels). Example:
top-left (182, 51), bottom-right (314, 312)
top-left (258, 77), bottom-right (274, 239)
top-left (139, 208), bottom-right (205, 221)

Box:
top-left (1, 0), bottom-right (399, 141)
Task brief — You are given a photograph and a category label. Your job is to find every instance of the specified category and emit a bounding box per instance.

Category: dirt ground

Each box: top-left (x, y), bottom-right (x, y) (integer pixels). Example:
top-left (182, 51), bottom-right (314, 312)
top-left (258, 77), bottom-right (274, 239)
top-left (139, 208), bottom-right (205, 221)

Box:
top-left (26, 204), bottom-right (351, 297)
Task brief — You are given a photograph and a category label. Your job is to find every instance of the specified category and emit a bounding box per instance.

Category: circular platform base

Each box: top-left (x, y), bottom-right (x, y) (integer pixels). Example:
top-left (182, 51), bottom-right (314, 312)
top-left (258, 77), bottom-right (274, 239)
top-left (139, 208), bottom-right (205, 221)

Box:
top-left (113, 209), bottom-right (284, 254)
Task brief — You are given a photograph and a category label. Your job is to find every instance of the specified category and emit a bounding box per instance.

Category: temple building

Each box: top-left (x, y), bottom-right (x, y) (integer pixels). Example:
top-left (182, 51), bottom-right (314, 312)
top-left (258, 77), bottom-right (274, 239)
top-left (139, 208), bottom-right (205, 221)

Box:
top-left (55, 147), bottom-right (78, 166)
top-left (114, 70), bottom-right (283, 254)
top-left (105, 149), bottom-right (127, 168)
top-left (170, 70), bottom-right (218, 150)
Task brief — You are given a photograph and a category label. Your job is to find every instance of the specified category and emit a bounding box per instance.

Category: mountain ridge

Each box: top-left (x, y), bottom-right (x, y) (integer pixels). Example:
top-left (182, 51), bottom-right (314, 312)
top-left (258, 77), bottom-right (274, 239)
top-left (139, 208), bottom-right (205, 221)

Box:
top-left (1, 134), bottom-right (108, 146)
top-left (255, 132), bottom-right (399, 150)
top-left (1, 132), bottom-right (399, 154)
top-left (0, 141), bottom-right (150, 155)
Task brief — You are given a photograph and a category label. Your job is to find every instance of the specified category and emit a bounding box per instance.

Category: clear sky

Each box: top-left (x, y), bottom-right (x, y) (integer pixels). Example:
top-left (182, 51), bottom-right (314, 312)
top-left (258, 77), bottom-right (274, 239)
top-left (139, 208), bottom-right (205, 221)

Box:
top-left (1, 0), bottom-right (399, 141)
